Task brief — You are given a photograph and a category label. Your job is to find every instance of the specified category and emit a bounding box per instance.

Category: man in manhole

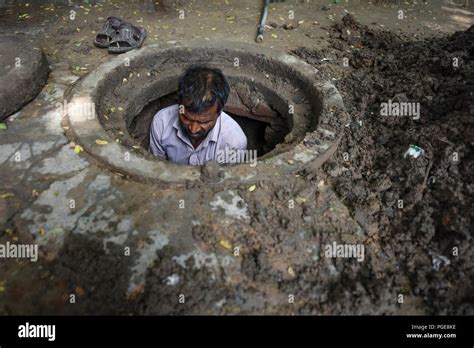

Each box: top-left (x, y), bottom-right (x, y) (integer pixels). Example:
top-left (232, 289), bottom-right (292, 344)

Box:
top-left (149, 66), bottom-right (248, 165)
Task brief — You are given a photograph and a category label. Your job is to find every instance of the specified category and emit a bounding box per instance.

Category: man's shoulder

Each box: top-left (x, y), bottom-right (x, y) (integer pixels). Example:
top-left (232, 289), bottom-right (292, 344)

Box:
top-left (153, 104), bottom-right (179, 124)
top-left (151, 104), bottom-right (179, 140)
top-left (219, 112), bottom-right (247, 149)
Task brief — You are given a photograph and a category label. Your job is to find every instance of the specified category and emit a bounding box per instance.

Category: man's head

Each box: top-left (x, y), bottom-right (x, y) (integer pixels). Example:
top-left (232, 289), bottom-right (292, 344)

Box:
top-left (177, 66), bottom-right (230, 141)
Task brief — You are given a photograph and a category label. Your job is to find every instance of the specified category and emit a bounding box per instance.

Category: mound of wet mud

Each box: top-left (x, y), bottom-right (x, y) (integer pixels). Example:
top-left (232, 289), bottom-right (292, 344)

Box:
top-left (293, 15), bottom-right (473, 314)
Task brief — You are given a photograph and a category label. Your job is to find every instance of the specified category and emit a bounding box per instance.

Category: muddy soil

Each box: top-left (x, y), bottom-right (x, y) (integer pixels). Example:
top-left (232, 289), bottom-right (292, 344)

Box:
top-left (293, 15), bottom-right (474, 314)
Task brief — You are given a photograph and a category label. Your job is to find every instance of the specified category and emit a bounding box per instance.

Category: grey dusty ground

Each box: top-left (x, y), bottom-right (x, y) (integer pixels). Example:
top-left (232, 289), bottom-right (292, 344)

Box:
top-left (0, 0), bottom-right (472, 314)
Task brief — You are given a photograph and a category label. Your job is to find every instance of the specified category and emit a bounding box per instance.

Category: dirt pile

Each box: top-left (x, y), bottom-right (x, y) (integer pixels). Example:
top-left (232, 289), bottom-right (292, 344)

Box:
top-left (293, 15), bottom-right (473, 314)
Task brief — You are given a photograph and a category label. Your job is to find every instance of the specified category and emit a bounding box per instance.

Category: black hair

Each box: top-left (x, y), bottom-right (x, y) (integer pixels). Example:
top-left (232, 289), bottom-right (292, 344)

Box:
top-left (178, 66), bottom-right (230, 114)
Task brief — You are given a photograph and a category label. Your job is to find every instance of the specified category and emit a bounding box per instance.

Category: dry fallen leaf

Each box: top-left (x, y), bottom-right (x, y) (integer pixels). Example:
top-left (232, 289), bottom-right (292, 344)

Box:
top-left (288, 266), bottom-right (295, 277)
top-left (295, 197), bottom-right (306, 204)
top-left (219, 239), bottom-right (232, 250)
top-left (95, 139), bottom-right (108, 145)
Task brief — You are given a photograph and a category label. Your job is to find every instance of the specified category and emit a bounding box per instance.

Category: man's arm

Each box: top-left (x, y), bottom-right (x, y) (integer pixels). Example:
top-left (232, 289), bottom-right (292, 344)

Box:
top-left (216, 133), bottom-right (248, 165)
top-left (149, 115), bottom-right (167, 160)
top-left (238, 136), bottom-right (248, 151)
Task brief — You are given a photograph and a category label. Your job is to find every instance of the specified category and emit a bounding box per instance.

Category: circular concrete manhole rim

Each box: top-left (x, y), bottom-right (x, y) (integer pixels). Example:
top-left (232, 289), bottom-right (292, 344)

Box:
top-left (66, 41), bottom-right (345, 185)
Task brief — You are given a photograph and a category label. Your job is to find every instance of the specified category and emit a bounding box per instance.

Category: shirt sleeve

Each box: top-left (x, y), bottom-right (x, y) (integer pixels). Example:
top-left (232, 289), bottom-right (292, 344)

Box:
top-left (149, 115), bottom-right (167, 160)
top-left (216, 135), bottom-right (248, 166)
top-left (238, 134), bottom-right (248, 151)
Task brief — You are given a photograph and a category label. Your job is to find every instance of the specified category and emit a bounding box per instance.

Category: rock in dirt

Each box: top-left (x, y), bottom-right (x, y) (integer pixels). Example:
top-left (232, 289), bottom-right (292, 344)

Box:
top-left (0, 34), bottom-right (50, 120)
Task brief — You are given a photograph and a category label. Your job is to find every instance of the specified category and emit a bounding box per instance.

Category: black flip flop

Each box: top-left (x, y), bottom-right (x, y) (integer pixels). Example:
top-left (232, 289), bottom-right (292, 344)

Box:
top-left (108, 22), bottom-right (147, 54)
top-left (94, 16), bottom-right (124, 48)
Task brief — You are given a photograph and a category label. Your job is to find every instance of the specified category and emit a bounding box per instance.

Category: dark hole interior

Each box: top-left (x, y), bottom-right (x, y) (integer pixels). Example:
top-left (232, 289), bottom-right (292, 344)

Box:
top-left (226, 113), bottom-right (268, 156)
top-left (129, 90), bottom-right (289, 158)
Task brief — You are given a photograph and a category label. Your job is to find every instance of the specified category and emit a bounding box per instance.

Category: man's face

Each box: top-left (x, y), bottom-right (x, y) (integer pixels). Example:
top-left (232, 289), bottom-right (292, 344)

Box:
top-left (179, 103), bottom-right (220, 141)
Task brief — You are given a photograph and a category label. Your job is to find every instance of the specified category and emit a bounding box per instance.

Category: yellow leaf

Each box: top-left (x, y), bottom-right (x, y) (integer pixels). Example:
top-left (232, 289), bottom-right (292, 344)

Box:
top-left (95, 139), bottom-right (108, 145)
top-left (287, 159), bottom-right (294, 164)
top-left (248, 184), bottom-right (256, 192)
top-left (288, 266), bottom-right (295, 277)
top-left (295, 197), bottom-right (306, 204)
top-left (39, 228), bottom-right (46, 236)
top-left (219, 240), bottom-right (232, 250)
top-left (74, 144), bottom-right (84, 154)
top-left (271, 33), bottom-right (278, 38)
top-left (0, 193), bottom-right (14, 199)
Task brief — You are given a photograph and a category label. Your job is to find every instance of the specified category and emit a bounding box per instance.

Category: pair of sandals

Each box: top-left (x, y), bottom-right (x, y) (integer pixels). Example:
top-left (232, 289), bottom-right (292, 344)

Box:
top-left (94, 16), bottom-right (147, 53)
